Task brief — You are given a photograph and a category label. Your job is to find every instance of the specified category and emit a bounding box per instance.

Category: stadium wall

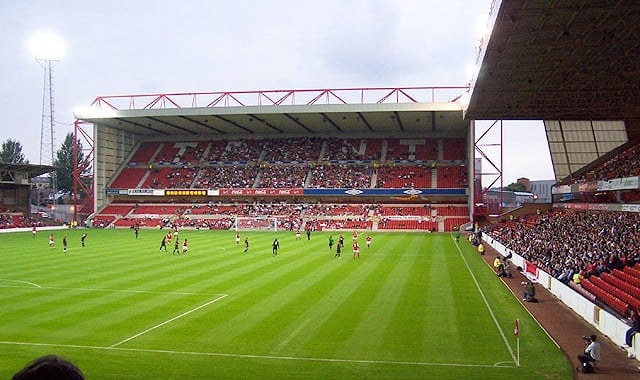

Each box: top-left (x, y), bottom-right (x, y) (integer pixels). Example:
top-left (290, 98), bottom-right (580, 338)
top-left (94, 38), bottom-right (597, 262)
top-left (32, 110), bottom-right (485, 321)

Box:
top-left (94, 124), bottom-right (138, 210)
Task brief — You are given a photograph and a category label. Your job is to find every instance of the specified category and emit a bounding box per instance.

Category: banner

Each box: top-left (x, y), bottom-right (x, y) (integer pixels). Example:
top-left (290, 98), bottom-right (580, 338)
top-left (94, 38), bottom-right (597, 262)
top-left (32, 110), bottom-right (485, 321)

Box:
top-left (218, 188), bottom-right (304, 196)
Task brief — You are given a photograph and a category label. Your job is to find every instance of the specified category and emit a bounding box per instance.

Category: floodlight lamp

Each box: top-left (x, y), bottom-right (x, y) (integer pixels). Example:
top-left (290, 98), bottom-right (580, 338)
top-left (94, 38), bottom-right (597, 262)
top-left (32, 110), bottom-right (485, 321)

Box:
top-left (458, 91), bottom-right (471, 108)
top-left (465, 63), bottom-right (480, 84)
top-left (30, 31), bottom-right (64, 61)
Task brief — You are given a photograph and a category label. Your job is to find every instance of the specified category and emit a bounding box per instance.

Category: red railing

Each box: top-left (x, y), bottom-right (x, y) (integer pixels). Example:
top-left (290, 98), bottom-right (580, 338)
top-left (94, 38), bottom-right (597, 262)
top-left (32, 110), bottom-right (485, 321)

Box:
top-left (86, 86), bottom-right (469, 111)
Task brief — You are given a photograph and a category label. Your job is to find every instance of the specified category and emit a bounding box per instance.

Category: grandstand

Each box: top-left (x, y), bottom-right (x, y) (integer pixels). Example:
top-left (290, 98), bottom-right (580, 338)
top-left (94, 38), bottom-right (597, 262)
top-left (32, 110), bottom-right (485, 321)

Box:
top-left (0, 163), bottom-right (55, 229)
top-left (74, 91), bottom-right (473, 232)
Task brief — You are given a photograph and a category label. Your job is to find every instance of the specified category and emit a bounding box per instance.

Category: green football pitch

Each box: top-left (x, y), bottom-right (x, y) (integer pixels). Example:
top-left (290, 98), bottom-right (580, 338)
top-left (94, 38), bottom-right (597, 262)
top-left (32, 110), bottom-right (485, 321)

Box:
top-left (0, 228), bottom-right (571, 379)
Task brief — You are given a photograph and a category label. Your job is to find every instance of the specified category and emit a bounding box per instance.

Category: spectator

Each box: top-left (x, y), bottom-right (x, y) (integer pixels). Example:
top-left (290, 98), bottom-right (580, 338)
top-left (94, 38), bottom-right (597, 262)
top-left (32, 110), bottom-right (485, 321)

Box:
top-left (12, 355), bottom-right (84, 380)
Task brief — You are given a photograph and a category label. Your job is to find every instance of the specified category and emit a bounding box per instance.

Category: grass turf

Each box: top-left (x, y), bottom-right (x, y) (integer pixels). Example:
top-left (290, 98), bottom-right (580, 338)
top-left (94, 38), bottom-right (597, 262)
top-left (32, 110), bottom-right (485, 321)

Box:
top-left (0, 228), bottom-right (572, 379)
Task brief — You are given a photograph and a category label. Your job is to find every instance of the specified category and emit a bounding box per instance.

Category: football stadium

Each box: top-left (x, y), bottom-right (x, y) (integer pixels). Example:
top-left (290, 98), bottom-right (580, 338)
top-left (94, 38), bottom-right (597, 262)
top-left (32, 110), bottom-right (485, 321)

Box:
top-left (2, 2), bottom-right (640, 379)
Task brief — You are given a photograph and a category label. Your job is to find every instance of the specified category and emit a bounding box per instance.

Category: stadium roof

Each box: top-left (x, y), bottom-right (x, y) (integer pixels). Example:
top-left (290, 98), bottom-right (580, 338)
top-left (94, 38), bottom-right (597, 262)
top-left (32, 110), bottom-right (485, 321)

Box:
top-left (466, 0), bottom-right (640, 124)
top-left (73, 88), bottom-right (470, 137)
top-left (0, 163), bottom-right (54, 180)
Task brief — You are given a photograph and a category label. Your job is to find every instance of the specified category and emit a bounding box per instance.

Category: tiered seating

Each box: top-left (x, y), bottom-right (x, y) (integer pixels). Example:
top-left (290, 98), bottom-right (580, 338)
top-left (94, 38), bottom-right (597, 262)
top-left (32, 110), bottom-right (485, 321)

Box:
top-left (612, 269), bottom-right (640, 289)
top-left (219, 140), bottom-right (263, 162)
top-left (363, 139), bottom-right (383, 161)
top-left (626, 265), bottom-right (640, 278)
top-left (376, 166), bottom-right (431, 188)
top-left (590, 276), bottom-right (640, 311)
top-left (435, 206), bottom-right (468, 216)
top-left (621, 191), bottom-right (640, 203)
top-left (131, 205), bottom-right (184, 215)
top-left (307, 165), bottom-right (372, 188)
top-left (560, 140), bottom-right (640, 185)
top-left (304, 204), bottom-right (369, 217)
top-left (98, 135), bottom-right (472, 232)
top-left (0, 214), bottom-right (19, 228)
top-left (153, 143), bottom-right (181, 163)
top-left (179, 142), bottom-right (208, 164)
top-left (207, 141), bottom-right (228, 161)
top-left (414, 139), bottom-right (438, 161)
top-left (378, 206), bottom-right (431, 217)
top-left (320, 219), bottom-right (372, 230)
top-left (142, 167), bottom-right (199, 189)
top-left (258, 165), bottom-right (309, 188)
top-left (183, 204), bottom-right (240, 215)
top-left (581, 279), bottom-right (629, 316)
top-left (322, 138), bottom-right (372, 161)
top-left (378, 219), bottom-right (437, 230)
top-left (92, 215), bottom-right (116, 228)
top-left (173, 217), bottom-right (234, 230)
top-left (262, 138), bottom-right (322, 162)
top-left (129, 142), bottom-right (160, 164)
top-left (445, 218), bottom-right (470, 231)
top-left (110, 168), bottom-right (147, 188)
top-left (436, 165), bottom-right (467, 188)
top-left (601, 272), bottom-right (640, 306)
top-left (194, 166), bottom-right (259, 188)
top-left (100, 205), bottom-right (134, 216)
top-left (442, 138), bottom-right (466, 160)
top-left (385, 139), bottom-right (411, 161)
top-left (114, 217), bottom-right (164, 228)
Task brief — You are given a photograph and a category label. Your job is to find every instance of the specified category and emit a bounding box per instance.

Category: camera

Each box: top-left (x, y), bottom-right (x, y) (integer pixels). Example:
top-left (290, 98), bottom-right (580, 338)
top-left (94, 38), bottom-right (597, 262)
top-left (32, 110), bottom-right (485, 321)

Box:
top-left (582, 335), bottom-right (592, 341)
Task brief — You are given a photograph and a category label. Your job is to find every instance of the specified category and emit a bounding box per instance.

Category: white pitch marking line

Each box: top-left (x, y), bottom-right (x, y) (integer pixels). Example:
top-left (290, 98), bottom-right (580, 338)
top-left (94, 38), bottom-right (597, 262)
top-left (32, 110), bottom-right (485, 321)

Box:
top-left (109, 294), bottom-right (228, 348)
top-left (0, 284), bottom-right (219, 296)
top-left (452, 235), bottom-right (518, 366)
top-left (0, 340), bottom-right (517, 369)
top-left (0, 279), bottom-right (42, 288)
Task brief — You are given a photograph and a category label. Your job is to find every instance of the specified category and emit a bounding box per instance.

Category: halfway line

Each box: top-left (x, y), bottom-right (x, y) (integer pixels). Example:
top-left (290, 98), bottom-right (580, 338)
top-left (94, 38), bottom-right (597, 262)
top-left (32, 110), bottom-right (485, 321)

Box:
top-left (109, 294), bottom-right (228, 348)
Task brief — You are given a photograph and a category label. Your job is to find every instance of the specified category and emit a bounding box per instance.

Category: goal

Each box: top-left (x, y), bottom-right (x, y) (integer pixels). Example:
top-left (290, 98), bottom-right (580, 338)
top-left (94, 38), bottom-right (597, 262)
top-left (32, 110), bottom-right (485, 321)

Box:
top-left (234, 216), bottom-right (279, 232)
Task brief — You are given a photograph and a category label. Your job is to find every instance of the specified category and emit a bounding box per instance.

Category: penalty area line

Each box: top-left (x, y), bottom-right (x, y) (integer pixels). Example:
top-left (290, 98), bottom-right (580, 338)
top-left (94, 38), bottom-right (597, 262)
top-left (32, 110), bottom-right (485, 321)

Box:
top-left (0, 340), bottom-right (517, 369)
top-left (109, 294), bottom-right (228, 348)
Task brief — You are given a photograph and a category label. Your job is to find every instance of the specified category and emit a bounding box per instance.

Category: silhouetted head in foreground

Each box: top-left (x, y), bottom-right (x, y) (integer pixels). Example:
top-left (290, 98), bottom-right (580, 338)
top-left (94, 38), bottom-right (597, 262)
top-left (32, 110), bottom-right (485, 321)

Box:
top-left (12, 355), bottom-right (84, 380)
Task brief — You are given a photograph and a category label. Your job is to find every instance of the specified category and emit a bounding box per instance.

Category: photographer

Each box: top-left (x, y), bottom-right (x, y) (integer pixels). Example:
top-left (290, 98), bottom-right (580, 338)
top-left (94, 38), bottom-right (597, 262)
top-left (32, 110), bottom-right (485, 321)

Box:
top-left (522, 281), bottom-right (536, 302)
top-left (577, 334), bottom-right (600, 373)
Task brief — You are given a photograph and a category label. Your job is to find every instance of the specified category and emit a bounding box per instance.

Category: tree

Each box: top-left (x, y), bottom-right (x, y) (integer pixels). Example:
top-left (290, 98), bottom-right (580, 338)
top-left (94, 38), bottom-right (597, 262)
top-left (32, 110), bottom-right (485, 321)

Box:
top-left (504, 182), bottom-right (526, 192)
top-left (54, 133), bottom-right (87, 193)
top-left (0, 139), bottom-right (28, 164)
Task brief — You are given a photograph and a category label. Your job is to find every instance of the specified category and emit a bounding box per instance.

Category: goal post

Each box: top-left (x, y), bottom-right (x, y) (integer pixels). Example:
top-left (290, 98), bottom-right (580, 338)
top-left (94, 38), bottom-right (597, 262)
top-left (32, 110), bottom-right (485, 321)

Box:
top-left (234, 216), bottom-right (279, 232)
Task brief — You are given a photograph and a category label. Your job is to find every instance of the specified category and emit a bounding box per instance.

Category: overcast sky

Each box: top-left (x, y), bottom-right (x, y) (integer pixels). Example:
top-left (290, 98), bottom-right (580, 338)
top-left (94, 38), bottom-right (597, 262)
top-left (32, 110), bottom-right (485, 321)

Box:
top-left (0, 0), bottom-right (554, 185)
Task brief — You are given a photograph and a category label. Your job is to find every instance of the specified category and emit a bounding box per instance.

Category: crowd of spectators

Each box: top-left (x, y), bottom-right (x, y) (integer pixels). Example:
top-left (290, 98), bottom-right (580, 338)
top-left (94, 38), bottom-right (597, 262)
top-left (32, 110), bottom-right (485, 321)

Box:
top-left (304, 203), bottom-right (370, 217)
top-left (193, 166), bottom-right (260, 188)
top-left (111, 137), bottom-right (471, 192)
top-left (144, 167), bottom-right (199, 189)
top-left (218, 140), bottom-right (264, 162)
top-left (307, 164), bottom-right (372, 188)
top-left (562, 141), bottom-right (640, 185)
top-left (483, 210), bottom-right (640, 284)
top-left (257, 165), bottom-right (309, 188)
top-left (262, 138), bottom-right (323, 162)
top-left (1, 213), bottom-right (21, 228)
top-left (90, 200), bottom-right (467, 231)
